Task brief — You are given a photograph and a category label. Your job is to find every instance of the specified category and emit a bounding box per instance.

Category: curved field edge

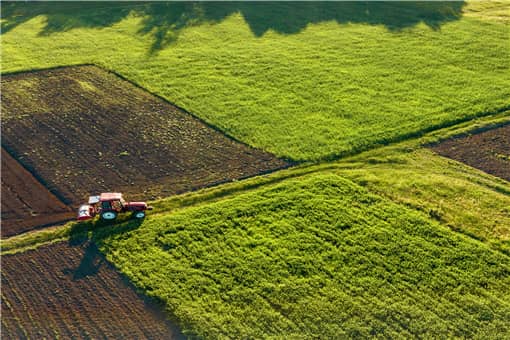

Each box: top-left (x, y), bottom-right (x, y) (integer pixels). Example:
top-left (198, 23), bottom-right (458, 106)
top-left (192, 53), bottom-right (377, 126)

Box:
top-left (2, 113), bottom-right (509, 255)
top-left (94, 172), bottom-right (510, 338)
top-left (1, 2), bottom-right (509, 161)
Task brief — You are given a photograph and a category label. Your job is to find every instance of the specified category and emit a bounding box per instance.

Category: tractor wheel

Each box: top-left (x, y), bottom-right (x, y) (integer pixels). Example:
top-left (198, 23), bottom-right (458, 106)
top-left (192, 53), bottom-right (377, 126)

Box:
top-left (101, 211), bottom-right (117, 220)
top-left (133, 211), bottom-right (146, 219)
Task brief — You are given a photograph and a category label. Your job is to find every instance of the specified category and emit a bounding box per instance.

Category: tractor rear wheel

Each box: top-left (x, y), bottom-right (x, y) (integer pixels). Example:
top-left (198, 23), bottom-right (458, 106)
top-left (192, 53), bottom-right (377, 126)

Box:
top-left (133, 211), bottom-right (146, 219)
top-left (101, 211), bottom-right (117, 220)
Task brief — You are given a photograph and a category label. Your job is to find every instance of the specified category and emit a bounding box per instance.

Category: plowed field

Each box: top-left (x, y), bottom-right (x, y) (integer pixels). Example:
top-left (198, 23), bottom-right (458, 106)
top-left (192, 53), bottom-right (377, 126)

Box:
top-left (431, 124), bottom-right (510, 181)
top-left (1, 65), bottom-right (289, 207)
top-left (1, 241), bottom-right (183, 339)
top-left (1, 148), bottom-right (74, 238)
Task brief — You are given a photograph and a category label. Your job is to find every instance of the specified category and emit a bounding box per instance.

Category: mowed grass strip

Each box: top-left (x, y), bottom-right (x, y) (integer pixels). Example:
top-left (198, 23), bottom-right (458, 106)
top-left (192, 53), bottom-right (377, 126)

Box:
top-left (95, 173), bottom-right (510, 338)
top-left (2, 2), bottom-right (509, 160)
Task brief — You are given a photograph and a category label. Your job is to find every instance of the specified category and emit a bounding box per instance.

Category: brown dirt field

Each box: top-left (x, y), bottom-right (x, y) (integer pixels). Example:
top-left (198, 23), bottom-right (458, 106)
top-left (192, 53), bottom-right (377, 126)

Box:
top-left (1, 241), bottom-right (184, 339)
top-left (1, 148), bottom-right (74, 238)
top-left (1, 65), bottom-right (289, 208)
top-left (430, 123), bottom-right (510, 182)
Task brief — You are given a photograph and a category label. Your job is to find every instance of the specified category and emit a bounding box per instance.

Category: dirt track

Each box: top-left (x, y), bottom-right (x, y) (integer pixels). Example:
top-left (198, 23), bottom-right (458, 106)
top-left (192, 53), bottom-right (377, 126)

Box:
top-left (430, 124), bottom-right (510, 182)
top-left (1, 241), bottom-right (183, 339)
top-left (1, 148), bottom-right (74, 238)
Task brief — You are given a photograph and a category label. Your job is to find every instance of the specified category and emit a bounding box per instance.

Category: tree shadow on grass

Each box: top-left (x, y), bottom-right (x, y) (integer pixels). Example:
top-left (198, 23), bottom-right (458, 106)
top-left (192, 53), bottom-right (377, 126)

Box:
top-left (2, 1), bottom-right (466, 53)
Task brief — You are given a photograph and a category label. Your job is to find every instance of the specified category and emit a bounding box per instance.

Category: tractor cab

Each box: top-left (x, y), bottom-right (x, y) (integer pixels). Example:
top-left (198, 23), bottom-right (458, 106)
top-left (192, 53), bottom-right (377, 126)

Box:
top-left (97, 193), bottom-right (126, 220)
top-left (99, 193), bottom-right (125, 212)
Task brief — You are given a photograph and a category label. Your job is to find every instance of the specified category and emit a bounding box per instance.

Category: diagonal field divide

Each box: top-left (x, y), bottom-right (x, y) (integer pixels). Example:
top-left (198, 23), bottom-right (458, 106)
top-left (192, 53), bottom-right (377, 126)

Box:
top-left (1, 148), bottom-right (75, 238)
top-left (1, 65), bottom-right (290, 237)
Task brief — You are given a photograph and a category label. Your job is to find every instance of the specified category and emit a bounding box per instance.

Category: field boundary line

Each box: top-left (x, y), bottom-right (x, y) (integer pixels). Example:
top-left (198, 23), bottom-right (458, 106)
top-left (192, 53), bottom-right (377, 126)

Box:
top-left (317, 106), bottom-right (510, 163)
top-left (2, 112), bottom-right (509, 254)
top-left (1, 63), bottom-right (96, 76)
top-left (96, 65), bottom-right (298, 165)
top-left (424, 117), bottom-right (510, 147)
top-left (3, 63), bottom-right (508, 164)
top-left (1, 145), bottom-right (73, 206)
top-left (2, 63), bottom-right (296, 164)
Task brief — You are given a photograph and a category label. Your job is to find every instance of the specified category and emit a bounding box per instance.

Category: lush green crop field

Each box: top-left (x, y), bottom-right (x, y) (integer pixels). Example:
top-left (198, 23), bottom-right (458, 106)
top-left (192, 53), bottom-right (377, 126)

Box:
top-left (94, 173), bottom-right (510, 338)
top-left (336, 147), bottom-right (510, 255)
top-left (2, 1), bottom-right (509, 160)
top-left (2, 2), bottom-right (510, 338)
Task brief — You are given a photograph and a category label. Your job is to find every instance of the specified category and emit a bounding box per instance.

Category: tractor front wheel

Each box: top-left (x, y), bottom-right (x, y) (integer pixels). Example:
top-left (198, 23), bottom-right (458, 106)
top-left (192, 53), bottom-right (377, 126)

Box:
top-left (101, 211), bottom-right (117, 220)
top-left (133, 211), bottom-right (146, 219)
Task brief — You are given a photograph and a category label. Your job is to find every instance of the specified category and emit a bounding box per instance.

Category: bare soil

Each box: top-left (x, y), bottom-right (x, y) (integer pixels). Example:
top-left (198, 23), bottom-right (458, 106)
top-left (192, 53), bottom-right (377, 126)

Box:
top-left (1, 241), bottom-right (184, 339)
top-left (1, 148), bottom-right (74, 238)
top-left (430, 123), bottom-right (510, 181)
top-left (1, 65), bottom-right (289, 233)
top-left (1, 65), bottom-right (289, 204)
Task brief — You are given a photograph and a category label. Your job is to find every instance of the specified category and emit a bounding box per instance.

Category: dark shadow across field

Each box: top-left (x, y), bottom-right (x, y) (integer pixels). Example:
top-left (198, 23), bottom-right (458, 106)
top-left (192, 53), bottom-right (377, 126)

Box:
top-left (1, 1), bottom-right (466, 52)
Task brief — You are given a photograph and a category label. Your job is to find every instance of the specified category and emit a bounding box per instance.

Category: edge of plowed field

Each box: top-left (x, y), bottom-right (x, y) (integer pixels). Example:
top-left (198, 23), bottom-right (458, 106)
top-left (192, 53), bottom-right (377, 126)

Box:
top-left (1, 145), bottom-right (72, 209)
top-left (3, 63), bottom-right (509, 164)
top-left (1, 64), bottom-right (297, 165)
top-left (2, 111), bottom-right (508, 256)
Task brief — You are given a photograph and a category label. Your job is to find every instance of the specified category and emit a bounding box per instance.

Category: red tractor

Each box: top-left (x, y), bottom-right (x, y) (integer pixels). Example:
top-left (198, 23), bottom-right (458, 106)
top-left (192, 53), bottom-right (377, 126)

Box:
top-left (77, 193), bottom-right (152, 221)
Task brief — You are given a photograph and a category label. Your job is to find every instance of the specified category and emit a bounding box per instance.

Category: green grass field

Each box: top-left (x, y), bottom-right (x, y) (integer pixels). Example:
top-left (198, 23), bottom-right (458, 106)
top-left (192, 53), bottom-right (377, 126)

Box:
top-left (2, 1), bottom-right (509, 160)
top-left (2, 1), bottom-right (510, 338)
top-left (3, 119), bottom-right (509, 337)
top-left (93, 173), bottom-right (510, 338)
top-left (335, 142), bottom-right (510, 255)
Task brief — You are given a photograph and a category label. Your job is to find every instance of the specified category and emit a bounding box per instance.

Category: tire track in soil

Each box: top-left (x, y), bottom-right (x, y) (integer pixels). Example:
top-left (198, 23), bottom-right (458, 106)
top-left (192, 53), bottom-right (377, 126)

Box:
top-left (1, 241), bottom-right (183, 339)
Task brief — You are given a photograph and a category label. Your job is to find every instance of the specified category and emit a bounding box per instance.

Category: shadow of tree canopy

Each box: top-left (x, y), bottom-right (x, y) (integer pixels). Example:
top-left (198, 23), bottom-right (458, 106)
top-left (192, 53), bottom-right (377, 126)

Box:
top-left (2, 1), bottom-right (465, 53)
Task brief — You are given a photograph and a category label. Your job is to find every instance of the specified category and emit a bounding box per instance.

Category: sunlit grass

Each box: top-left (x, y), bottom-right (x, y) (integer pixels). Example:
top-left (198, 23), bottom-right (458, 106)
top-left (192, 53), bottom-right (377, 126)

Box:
top-left (2, 2), bottom-right (509, 160)
top-left (2, 3), bottom-right (509, 337)
top-left (335, 147), bottom-right (510, 254)
top-left (95, 173), bottom-right (510, 338)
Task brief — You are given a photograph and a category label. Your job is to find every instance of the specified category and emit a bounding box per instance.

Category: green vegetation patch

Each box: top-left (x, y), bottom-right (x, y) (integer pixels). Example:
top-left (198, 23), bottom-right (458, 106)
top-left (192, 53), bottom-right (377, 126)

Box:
top-left (335, 147), bottom-right (510, 254)
top-left (96, 173), bottom-right (510, 338)
top-left (2, 2), bottom-right (509, 160)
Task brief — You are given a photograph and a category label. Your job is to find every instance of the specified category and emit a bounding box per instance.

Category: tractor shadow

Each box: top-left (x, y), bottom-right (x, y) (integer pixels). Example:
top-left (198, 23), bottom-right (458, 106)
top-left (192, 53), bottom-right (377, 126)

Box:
top-left (2, 2), bottom-right (466, 53)
top-left (66, 216), bottom-right (144, 280)
top-left (68, 214), bottom-right (144, 245)
top-left (63, 241), bottom-right (105, 280)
